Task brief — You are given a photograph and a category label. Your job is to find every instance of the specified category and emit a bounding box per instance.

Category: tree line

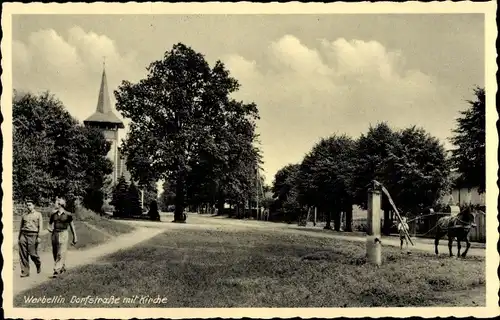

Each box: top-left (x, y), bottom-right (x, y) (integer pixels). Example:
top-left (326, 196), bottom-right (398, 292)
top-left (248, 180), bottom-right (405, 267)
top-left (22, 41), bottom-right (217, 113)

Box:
top-left (270, 87), bottom-right (485, 234)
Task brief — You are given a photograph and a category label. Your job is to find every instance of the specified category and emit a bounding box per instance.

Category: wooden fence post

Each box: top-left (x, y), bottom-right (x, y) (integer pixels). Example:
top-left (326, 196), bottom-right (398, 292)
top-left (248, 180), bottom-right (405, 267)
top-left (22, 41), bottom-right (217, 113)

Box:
top-left (367, 184), bottom-right (382, 266)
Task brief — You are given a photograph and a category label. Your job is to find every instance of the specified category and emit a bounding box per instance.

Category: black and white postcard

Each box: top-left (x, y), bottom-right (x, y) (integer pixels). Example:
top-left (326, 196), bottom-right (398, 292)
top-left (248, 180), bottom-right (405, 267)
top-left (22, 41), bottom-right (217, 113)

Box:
top-left (2, 2), bottom-right (498, 319)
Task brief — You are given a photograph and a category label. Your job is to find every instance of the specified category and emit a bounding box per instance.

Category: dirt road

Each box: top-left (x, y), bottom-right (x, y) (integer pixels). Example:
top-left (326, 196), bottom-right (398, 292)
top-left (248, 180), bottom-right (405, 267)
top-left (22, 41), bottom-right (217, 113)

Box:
top-left (132, 213), bottom-right (486, 257)
top-left (12, 225), bottom-right (165, 296)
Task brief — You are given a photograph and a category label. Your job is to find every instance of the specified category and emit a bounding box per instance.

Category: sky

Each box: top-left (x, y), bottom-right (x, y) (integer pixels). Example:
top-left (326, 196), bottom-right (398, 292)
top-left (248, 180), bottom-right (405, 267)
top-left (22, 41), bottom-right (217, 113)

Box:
top-left (12, 14), bottom-right (484, 185)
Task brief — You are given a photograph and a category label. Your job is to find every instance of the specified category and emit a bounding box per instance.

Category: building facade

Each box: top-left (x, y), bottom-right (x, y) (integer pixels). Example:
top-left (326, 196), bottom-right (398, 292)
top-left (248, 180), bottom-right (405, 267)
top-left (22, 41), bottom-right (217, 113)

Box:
top-left (439, 169), bottom-right (486, 207)
top-left (440, 187), bottom-right (485, 207)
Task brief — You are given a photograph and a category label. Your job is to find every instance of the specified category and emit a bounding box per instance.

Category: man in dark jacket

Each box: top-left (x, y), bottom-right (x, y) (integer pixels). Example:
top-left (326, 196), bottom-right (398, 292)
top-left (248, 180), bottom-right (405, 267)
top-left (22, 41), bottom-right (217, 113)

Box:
top-left (47, 197), bottom-right (78, 277)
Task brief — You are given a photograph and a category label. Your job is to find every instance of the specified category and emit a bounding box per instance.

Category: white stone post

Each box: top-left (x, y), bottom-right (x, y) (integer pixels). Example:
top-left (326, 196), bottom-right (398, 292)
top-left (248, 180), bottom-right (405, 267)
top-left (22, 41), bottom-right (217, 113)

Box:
top-left (366, 185), bottom-right (382, 266)
top-left (141, 189), bottom-right (144, 210)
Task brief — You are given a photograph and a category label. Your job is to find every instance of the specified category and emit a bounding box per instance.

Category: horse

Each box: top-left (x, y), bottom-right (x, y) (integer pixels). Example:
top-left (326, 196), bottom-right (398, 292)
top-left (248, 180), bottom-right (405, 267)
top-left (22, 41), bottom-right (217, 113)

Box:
top-left (434, 207), bottom-right (479, 258)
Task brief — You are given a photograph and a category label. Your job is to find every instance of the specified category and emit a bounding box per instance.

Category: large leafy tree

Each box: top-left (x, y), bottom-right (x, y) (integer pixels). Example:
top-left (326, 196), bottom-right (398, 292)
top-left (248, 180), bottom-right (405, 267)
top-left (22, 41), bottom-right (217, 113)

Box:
top-left (185, 169), bottom-right (216, 211)
top-left (115, 43), bottom-right (259, 222)
top-left (219, 131), bottom-right (261, 216)
top-left (351, 122), bottom-right (451, 234)
top-left (297, 134), bottom-right (356, 231)
top-left (272, 164), bottom-right (300, 202)
top-left (159, 180), bottom-right (176, 211)
top-left (80, 126), bottom-right (114, 213)
top-left (387, 126), bottom-right (451, 213)
top-left (229, 145), bottom-right (262, 217)
top-left (271, 163), bottom-right (302, 222)
top-left (351, 123), bottom-right (397, 208)
top-left (13, 122), bottom-right (55, 203)
top-left (449, 86), bottom-right (486, 193)
top-left (186, 97), bottom-right (260, 216)
top-left (13, 91), bottom-right (112, 210)
top-left (115, 43), bottom-right (218, 222)
top-left (181, 62), bottom-right (261, 214)
top-left (141, 180), bottom-right (159, 210)
top-left (118, 135), bottom-right (159, 209)
top-left (351, 123), bottom-right (399, 233)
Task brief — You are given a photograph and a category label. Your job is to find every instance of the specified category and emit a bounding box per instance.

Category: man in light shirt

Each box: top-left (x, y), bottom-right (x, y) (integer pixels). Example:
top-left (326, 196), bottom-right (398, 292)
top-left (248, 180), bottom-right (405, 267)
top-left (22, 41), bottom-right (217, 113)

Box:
top-left (18, 198), bottom-right (42, 277)
top-left (47, 197), bottom-right (78, 278)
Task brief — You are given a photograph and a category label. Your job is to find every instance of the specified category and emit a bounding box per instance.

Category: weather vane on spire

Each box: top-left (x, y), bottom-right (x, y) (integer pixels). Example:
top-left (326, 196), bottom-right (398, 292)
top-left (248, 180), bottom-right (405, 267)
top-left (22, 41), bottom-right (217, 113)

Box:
top-left (103, 56), bottom-right (106, 69)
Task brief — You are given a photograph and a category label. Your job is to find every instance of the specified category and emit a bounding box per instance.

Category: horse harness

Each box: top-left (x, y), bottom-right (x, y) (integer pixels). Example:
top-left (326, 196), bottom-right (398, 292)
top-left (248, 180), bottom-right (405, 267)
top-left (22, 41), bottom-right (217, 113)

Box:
top-left (438, 215), bottom-right (475, 231)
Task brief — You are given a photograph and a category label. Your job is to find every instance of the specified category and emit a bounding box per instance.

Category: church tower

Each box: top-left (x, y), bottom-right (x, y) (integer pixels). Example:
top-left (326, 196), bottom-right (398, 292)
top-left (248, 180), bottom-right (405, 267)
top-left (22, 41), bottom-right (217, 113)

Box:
top-left (84, 63), bottom-right (125, 186)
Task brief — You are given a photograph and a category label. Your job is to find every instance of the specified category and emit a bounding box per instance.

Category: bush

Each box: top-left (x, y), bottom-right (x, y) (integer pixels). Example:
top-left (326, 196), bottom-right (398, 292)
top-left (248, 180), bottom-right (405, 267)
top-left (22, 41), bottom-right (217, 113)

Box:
top-left (127, 182), bottom-right (142, 216)
top-left (111, 176), bottom-right (129, 217)
top-left (82, 189), bottom-right (106, 214)
top-left (73, 206), bottom-right (102, 222)
top-left (148, 200), bottom-right (160, 221)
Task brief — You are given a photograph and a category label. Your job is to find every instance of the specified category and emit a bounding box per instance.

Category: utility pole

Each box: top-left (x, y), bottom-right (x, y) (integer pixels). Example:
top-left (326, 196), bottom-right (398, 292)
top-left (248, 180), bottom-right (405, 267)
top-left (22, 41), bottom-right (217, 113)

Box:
top-left (256, 165), bottom-right (260, 220)
top-left (141, 189), bottom-right (144, 210)
top-left (367, 183), bottom-right (382, 266)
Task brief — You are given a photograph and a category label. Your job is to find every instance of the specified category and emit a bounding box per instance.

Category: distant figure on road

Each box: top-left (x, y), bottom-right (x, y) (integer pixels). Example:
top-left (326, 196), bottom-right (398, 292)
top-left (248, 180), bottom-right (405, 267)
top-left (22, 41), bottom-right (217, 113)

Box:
top-left (397, 217), bottom-right (410, 250)
top-left (263, 208), bottom-right (269, 221)
top-left (47, 197), bottom-right (78, 278)
top-left (18, 198), bottom-right (43, 277)
top-left (148, 200), bottom-right (160, 221)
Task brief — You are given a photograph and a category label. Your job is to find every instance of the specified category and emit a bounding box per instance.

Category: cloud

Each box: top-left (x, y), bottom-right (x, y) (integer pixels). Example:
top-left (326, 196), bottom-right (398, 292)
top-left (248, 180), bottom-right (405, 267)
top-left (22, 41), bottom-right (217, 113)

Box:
top-left (270, 35), bottom-right (331, 76)
top-left (224, 35), bottom-right (461, 183)
top-left (13, 30), bottom-right (463, 184)
top-left (12, 27), bottom-right (143, 132)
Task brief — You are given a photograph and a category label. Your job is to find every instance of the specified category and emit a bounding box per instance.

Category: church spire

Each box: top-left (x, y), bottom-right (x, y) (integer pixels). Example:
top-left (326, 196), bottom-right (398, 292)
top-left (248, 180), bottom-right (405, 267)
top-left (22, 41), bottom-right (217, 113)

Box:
top-left (84, 61), bottom-right (124, 129)
top-left (96, 61), bottom-right (112, 114)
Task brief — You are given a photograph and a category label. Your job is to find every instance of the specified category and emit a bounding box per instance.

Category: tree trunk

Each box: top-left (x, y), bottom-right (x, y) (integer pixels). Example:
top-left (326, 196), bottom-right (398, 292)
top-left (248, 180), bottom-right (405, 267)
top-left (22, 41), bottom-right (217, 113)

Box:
top-left (173, 175), bottom-right (186, 223)
top-left (333, 208), bottom-right (341, 231)
top-left (383, 209), bottom-right (391, 235)
top-left (345, 204), bottom-right (353, 232)
top-left (246, 199), bottom-right (250, 219)
top-left (217, 197), bottom-right (224, 216)
top-left (324, 210), bottom-right (332, 230)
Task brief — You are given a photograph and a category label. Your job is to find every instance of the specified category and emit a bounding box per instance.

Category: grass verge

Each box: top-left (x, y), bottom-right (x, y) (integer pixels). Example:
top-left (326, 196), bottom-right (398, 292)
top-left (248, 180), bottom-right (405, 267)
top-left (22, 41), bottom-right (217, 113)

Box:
top-left (14, 227), bottom-right (485, 308)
